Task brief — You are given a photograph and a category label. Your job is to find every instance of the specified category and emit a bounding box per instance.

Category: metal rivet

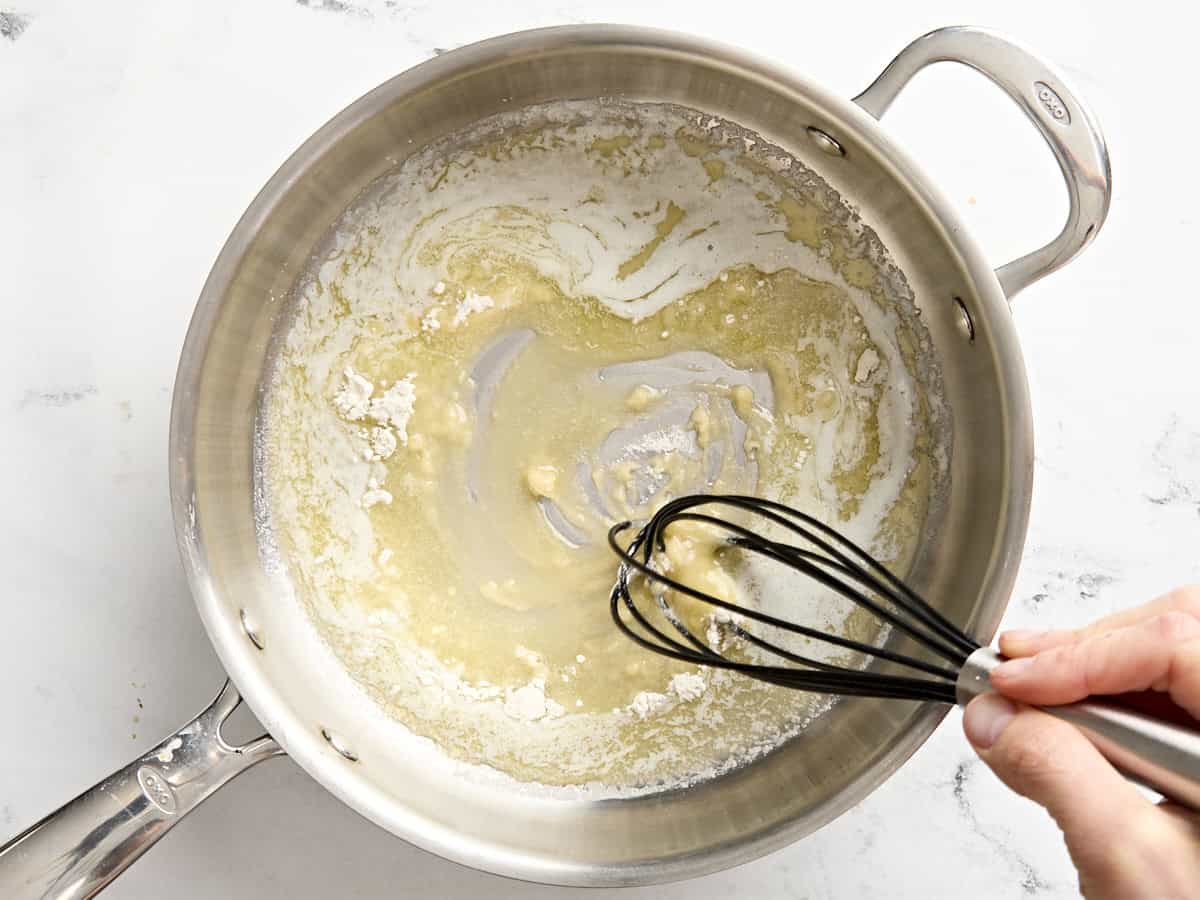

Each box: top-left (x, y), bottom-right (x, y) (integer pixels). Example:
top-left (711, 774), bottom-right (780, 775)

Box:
top-left (240, 609), bottom-right (265, 650)
top-left (806, 126), bottom-right (845, 157)
top-left (321, 728), bottom-right (359, 762)
top-left (953, 297), bottom-right (975, 343)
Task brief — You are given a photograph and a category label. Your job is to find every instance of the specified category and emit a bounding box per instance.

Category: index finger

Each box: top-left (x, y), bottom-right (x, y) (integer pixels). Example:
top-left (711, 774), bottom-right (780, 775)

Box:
top-left (990, 611), bottom-right (1200, 719)
top-left (999, 584), bottom-right (1200, 658)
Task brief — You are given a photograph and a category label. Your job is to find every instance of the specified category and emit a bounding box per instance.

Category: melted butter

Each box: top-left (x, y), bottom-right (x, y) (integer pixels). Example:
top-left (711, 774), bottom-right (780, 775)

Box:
top-left (625, 384), bottom-right (663, 411)
top-left (351, 261), bottom-right (806, 710)
top-left (523, 463), bottom-right (560, 498)
top-left (659, 519), bottom-right (740, 635)
top-left (588, 134), bottom-right (635, 158)
top-left (617, 201), bottom-right (686, 280)
top-left (327, 255), bottom-right (926, 725)
top-left (703, 158), bottom-right (726, 184)
top-left (775, 195), bottom-right (824, 248)
top-left (264, 100), bottom-right (945, 788)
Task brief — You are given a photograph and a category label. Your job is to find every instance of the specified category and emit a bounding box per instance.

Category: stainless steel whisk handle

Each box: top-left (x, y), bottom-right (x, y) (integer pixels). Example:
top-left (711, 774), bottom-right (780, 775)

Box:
top-left (957, 647), bottom-right (1200, 810)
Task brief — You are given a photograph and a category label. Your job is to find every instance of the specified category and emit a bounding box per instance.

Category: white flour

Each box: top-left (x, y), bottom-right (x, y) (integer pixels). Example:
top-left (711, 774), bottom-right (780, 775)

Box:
top-left (628, 671), bottom-right (709, 718)
top-left (504, 679), bottom-right (566, 721)
top-left (629, 690), bottom-right (671, 719)
top-left (260, 98), bottom-right (947, 793)
top-left (332, 366), bottom-right (374, 420)
top-left (420, 309), bottom-right (441, 333)
top-left (628, 428), bottom-right (696, 456)
top-left (367, 426), bottom-right (397, 461)
top-left (452, 290), bottom-right (495, 328)
top-left (334, 367), bottom-right (416, 463)
top-left (361, 486), bottom-right (393, 508)
top-left (367, 376), bottom-right (416, 441)
top-left (669, 671), bottom-right (707, 702)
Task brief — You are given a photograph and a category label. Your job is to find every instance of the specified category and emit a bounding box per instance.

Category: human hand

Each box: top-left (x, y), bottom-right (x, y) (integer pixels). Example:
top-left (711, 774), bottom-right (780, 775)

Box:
top-left (962, 585), bottom-right (1200, 899)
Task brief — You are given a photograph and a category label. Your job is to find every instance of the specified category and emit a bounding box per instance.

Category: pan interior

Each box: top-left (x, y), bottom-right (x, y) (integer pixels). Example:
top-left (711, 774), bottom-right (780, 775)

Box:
top-left (256, 97), bottom-right (949, 794)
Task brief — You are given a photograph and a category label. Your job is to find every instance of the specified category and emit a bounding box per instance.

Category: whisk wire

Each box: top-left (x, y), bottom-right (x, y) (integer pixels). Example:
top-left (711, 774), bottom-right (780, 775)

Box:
top-left (726, 494), bottom-right (977, 657)
top-left (607, 494), bottom-right (978, 704)
top-left (609, 523), bottom-right (959, 682)
top-left (658, 511), bottom-right (969, 674)
top-left (608, 580), bottom-right (958, 703)
top-left (647, 495), bottom-right (976, 660)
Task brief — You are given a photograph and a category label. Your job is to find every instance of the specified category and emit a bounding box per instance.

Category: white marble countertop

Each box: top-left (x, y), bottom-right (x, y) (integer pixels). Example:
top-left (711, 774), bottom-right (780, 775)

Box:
top-left (3, 1), bottom-right (1198, 897)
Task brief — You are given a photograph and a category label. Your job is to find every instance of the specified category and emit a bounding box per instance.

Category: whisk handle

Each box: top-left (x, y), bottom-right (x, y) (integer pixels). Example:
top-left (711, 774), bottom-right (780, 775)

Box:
top-left (957, 647), bottom-right (1200, 810)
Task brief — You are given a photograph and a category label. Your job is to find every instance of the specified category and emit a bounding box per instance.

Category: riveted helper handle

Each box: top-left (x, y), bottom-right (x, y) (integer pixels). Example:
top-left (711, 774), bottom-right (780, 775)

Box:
top-left (0, 681), bottom-right (282, 899)
top-left (853, 26), bottom-right (1112, 299)
top-left (958, 648), bottom-right (1200, 810)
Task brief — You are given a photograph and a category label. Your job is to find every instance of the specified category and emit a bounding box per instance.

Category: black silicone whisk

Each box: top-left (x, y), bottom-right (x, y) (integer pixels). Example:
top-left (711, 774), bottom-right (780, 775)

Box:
top-left (607, 494), bottom-right (1200, 808)
top-left (607, 493), bottom-right (978, 703)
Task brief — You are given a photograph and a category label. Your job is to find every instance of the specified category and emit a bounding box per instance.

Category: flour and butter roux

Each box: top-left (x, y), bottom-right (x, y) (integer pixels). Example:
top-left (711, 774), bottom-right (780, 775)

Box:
top-left (262, 100), bottom-right (945, 789)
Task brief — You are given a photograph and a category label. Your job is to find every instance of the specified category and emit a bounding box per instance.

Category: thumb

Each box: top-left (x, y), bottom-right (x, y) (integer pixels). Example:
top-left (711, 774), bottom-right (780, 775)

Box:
top-left (963, 693), bottom-right (1152, 870)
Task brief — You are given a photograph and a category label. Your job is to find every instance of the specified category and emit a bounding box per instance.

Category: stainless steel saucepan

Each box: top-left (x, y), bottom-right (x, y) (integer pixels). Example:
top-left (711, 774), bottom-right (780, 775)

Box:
top-left (0, 24), bottom-right (1110, 897)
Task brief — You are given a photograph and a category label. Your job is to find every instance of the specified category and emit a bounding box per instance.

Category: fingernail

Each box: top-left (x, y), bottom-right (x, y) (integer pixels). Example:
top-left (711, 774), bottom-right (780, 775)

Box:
top-left (963, 694), bottom-right (1017, 749)
top-left (1001, 628), bottom-right (1045, 645)
top-left (992, 656), bottom-right (1034, 681)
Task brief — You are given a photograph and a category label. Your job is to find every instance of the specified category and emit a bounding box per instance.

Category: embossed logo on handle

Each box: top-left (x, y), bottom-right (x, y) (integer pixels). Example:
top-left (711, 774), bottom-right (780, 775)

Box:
top-left (137, 766), bottom-right (178, 814)
top-left (1033, 81), bottom-right (1071, 125)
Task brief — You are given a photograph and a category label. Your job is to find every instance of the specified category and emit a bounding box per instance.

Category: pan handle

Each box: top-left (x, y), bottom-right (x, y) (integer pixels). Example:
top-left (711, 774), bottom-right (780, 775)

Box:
top-left (0, 681), bottom-right (281, 899)
top-left (853, 26), bottom-right (1112, 300)
top-left (958, 648), bottom-right (1200, 809)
